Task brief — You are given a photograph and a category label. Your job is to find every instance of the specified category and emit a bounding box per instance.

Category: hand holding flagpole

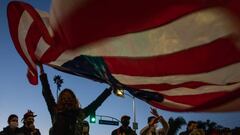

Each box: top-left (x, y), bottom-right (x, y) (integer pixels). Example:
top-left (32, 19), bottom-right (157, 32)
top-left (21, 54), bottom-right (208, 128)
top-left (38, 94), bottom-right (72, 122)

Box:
top-left (38, 63), bottom-right (44, 74)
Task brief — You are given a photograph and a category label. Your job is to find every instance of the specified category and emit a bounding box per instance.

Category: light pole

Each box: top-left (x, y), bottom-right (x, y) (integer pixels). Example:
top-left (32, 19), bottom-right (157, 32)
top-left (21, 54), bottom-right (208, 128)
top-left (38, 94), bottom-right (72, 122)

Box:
top-left (113, 89), bottom-right (138, 130)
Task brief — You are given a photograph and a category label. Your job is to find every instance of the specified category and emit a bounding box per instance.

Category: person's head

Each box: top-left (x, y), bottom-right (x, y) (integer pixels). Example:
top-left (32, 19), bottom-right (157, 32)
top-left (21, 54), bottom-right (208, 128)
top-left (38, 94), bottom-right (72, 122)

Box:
top-left (187, 121), bottom-right (198, 132)
top-left (8, 114), bottom-right (18, 129)
top-left (120, 115), bottom-right (130, 127)
top-left (57, 88), bottom-right (79, 111)
top-left (148, 116), bottom-right (156, 124)
top-left (82, 120), bottom-right (89, 134)
top-left (22, 110), bottom-right (36, 127)
top-left (147, 116), bottom-right (158, 128)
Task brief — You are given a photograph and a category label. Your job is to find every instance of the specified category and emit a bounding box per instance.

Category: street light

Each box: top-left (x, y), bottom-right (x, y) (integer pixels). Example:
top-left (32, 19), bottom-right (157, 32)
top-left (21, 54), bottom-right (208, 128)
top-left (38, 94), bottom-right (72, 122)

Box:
top-left (113, 88), bottom-right (124, 97)
top-left (113, 89), bottom-right (138, 130)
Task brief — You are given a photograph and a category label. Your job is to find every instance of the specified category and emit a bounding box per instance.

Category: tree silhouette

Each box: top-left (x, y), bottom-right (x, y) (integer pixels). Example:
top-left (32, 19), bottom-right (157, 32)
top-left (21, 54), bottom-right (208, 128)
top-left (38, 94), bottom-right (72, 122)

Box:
top-left (205, 119), bottom-right (217, 134)
top-left (167, 117), bottom-right (186, 135)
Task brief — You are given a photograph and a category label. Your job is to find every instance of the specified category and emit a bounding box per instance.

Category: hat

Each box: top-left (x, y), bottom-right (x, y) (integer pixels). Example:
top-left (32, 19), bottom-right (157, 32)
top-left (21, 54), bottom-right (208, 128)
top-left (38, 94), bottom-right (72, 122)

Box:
top-left (22, 110), bottom-right (37, 121)
top-left (121, 115), bottom-right (130, 121)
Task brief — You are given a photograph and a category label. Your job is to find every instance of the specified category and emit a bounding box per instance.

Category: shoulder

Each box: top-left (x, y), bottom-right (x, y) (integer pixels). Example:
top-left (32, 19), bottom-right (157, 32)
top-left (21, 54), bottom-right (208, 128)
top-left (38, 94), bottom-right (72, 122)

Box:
top-left (128, 127), bottom-right (135, 132)
top-left (112, 128), bottom-right (118, 134)
top-left (0, 128), bottom-right (5, 133)
top-left (15, 128), bottom-right (22, 132)
top-left (18, 126), bottom-right (27, 133)
top-left (36, 129), bottom-right (41, 135)
top-left (18, 126), bottom-right (24, 131)
top-left (0, 130), bottom-right (5, 135)
top-left (36, 128), bottom-right (41, 132)
top-left (112, 128), bottom-right (118, 132)
top-left (128, 128), bottom-right (137, 135)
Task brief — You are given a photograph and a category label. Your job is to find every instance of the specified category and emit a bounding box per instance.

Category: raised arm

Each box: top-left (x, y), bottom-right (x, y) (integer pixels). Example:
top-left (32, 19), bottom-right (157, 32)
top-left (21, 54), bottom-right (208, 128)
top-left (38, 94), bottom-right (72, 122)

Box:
top-left (151, 107), bottom-right (169, 135)
top-left (39, 64), bottom-right (56, 122)
top-left (83, 87), bottom-right (112, 118)
top-left (158, 116), bottom-right (169, 135)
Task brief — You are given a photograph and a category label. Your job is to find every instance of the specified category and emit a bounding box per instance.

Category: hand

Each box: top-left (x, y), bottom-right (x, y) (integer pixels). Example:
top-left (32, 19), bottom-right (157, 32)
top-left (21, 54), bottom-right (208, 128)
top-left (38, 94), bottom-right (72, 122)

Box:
top-left (149, 117), bottom-right (160, 126)
top-left (150, 107), bottom-right (160, 118)
top-left (37, 63), bottom-right (44, 74)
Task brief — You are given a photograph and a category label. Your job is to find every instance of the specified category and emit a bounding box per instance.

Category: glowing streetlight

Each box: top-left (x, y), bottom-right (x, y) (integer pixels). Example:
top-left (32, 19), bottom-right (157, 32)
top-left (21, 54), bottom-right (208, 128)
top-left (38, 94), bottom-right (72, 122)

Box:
top-left (113, 89), bottom-right (138, 130)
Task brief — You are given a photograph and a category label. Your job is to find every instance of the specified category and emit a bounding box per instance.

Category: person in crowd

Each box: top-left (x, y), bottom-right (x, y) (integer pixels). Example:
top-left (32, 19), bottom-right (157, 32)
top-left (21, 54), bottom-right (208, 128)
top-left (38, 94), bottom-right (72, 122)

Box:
top-left (140, 108), bottom-right (169, 135)
top-left (179, 121), bottom-right (198, 135)
top-left (0, 114), bottom-right (20, 135)
top-left (19, 110), bottom-right (41, 135)
top-left (82, 121), bottom-right (89, 135)
top-left (221, 128), bottom-right (232, 135)
top-left (38, 64), bottom-right (112, 135)
top-left (111, 115), bottom-right (136, 135)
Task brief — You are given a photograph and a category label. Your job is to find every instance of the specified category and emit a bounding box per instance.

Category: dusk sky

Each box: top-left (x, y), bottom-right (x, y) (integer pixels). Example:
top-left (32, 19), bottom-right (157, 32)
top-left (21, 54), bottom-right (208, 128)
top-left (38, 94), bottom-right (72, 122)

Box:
top-left (1, 1), bottom-right (240, 135)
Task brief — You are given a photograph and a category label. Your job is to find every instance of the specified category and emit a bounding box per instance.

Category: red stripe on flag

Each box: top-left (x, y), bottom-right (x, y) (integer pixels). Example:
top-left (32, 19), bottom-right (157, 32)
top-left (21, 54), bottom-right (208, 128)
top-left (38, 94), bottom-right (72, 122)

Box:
top-left (7, 1), bottom-right (58, 84)
top-left (190, 87), bottom-right (240, 111)
top-left (150, 87), bottom-right (240, 112)
top-left (165, 92), bottom-right (228, 106)
top-left (7, 2), bottom-right (31, 67)
top-left (128, 82), bottom-right (237, 91)
top-left (25, 22), bottom-right (42, 61)
top-left (55, 0), bottom-right (228, 48)
top-left (104, 37), bottom-right (240, 76)
top-left (149, 101), bottom-right (183, 112)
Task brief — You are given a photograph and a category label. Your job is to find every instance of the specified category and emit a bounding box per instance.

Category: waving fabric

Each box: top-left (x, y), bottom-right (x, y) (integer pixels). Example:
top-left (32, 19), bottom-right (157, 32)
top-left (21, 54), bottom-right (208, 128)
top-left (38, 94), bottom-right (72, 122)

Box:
top-left (7, 0), bottom-right (240, 112)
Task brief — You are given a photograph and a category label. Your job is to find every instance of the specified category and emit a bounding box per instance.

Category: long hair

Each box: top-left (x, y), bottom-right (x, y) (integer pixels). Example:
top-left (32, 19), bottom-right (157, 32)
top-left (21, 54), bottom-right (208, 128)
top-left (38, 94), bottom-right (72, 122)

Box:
top-left (56, 88), bottom-right (80, 112)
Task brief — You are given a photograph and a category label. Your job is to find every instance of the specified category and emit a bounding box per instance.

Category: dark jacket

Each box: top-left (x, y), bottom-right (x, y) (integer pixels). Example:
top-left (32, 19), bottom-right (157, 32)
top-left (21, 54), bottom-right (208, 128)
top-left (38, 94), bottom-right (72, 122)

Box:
top-left (18, 126), bottom-right (40, 135)
top-left (40, 73), bottom-right (111, 135)
top-left (111, 126), bottom-right (137, 135)
top-left (0, 126), bottom-right (21, 135)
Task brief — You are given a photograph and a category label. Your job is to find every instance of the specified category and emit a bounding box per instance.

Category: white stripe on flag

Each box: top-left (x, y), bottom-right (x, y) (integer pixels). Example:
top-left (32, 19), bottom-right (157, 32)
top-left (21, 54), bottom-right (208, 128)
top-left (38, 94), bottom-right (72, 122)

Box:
top-left (35, 37), bottom-right (50, 60)
top-left (158, 99), bottom-right (193, 110)
top-left (18, 11), bottom-right (36, 69)
top-left (112, 63), bottom-right (240, 85)
top-left (36, 9), bottom-right (54, 37)
top-left (154, 82), bottom-right (240, 96)
top-left (51, 7), bottom-right (238, 66)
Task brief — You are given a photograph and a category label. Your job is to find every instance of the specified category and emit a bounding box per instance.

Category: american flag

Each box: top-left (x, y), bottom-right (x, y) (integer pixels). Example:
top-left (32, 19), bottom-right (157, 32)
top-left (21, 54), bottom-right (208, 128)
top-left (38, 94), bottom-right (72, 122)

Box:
top-left (7, 0), bottom-right (240, 112)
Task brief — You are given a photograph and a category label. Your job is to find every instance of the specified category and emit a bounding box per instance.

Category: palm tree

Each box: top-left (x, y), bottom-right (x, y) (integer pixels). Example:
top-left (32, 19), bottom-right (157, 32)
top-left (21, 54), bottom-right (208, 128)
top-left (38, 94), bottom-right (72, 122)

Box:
top-left (167, 117), bottom-right (186, 135)
top-left (205, 119), bottom-right (217, 134)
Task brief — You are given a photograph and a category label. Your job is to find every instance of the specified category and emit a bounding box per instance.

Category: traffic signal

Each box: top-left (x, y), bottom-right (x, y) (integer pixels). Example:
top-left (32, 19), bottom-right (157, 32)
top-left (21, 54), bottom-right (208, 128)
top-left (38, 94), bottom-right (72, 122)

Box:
top-left (89, 112), bottom-right (96, 123)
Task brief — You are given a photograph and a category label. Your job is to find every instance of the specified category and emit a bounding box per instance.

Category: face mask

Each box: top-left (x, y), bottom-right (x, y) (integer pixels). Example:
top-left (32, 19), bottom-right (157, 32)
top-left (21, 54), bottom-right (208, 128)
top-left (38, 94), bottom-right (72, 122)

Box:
top-left (121, 120), bottom-right (129, 127)
top-left (26, 121), bottom-right (33, 127)
top-left (9, 122), bottom-right (18, 129)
